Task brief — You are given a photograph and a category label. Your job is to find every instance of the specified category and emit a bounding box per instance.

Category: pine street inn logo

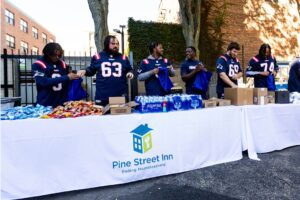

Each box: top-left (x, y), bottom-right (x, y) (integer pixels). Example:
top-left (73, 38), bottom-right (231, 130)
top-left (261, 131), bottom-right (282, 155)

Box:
top-left (112, 124), bottom-right (175, 174)
top-left (131, 124), bottom-right (153, 154)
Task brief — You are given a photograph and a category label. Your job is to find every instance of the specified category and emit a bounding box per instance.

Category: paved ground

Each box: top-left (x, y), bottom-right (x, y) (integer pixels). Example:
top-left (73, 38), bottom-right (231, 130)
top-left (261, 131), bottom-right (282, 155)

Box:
top-left (26, 146), bottom-right (300, 200)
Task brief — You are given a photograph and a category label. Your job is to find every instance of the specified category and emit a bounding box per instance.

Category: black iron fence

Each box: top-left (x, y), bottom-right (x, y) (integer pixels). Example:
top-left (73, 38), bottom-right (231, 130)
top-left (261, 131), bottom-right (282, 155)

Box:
top-left (1, 49), bottom-right (139, 105)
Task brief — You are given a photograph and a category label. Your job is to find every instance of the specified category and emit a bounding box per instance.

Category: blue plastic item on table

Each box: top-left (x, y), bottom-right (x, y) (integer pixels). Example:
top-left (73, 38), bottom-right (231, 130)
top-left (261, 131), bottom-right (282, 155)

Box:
top-left (1, 104), bottom-right (52, 120)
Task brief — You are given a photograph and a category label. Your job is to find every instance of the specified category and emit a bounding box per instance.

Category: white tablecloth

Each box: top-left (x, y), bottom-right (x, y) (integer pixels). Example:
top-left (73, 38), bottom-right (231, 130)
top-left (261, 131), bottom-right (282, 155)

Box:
top-left (243, 104), bottom-right (300, 159)
top-left (1, 106), bottom-right (245, 200)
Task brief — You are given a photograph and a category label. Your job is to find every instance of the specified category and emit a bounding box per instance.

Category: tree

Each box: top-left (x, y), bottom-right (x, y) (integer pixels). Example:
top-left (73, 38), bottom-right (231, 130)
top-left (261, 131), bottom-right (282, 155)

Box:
top-left (178, 0), bottom-right (202, 58)
top-left (87, 0), bottom-right (109, 52)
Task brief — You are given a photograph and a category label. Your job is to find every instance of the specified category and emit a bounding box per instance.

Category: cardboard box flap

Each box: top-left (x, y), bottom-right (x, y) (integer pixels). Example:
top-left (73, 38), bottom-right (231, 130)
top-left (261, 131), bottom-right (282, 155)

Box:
top-left (127, 101), bottom-right (139, 108)
top-left (109, 97), bottom-right (126, 105)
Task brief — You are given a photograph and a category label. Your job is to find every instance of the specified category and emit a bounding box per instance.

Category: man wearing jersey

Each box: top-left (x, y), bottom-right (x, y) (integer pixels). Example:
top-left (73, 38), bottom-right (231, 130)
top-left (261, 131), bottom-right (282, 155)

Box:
top-left (77, 35), bottom-right (134, 106)
top-left (288, 56), bottom-right (300, 93)
top-left (32, 43), bottom-right (79, 107)
top-left (246, 44), bottom-right (279, 90)
top-left (216, 42), bottom-right (243, 98)
top-left (180, 46), bottom-right (208, 99)
top-left (137, 41), bottom-right (175, 96)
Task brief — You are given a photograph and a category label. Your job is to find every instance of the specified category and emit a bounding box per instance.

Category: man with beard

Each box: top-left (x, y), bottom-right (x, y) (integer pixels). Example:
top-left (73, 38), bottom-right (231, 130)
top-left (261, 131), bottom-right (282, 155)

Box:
top-left (137, 41), bottom-right (175, 96)
top-left (77, 35), bottom-right (134, 106)
top-left (246, 43), bottom-right (279, 91)
top-left (216, 42), bottom-right (243, 98)
top-left (32, 42), bottom-right (79, 107)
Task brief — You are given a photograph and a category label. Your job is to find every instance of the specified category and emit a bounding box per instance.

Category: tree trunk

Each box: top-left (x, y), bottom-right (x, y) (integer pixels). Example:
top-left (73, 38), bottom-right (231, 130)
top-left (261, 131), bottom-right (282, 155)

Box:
top-left (87, 0), bottom-right (109, 52)
top-left (178, 0), bottom-right (202, 58)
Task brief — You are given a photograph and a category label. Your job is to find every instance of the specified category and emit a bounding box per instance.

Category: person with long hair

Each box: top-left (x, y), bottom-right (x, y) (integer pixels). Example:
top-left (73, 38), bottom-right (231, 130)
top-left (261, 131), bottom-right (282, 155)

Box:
top-left (32, 42), bottom-right (79, 107)
top-left (246, 43), bottom-right (279, 91)
top-left (77, 35), bottom-right (134, 106)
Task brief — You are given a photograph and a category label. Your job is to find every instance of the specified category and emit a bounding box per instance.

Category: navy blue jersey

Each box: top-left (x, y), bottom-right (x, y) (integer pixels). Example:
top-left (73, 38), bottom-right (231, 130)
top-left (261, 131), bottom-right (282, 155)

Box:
top-left (216, 54), bottom-right (242, 94)
top-left (247, 55), bottom-right (279, 88)
top-left (32, 57), bottom-right (69, 107)
top-left (85, 52), bottom-right (132, 102)
top-left (139, 57), bottom-right (172, 96)
top-left (180, 59), bottom-right (204, 94)
top-left (288, 57), bottom-right (300, 93)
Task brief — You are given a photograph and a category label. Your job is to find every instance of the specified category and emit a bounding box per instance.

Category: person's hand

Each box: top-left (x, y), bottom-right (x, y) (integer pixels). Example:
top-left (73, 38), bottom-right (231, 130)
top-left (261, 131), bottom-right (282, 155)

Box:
top-left (231, 74), bottom-right (238, 80)
top-left (126, 72), bottom-right (134, 79)
top-left (195, 63), bottom-right (204, 72)
top-left (231, 84), bottom-right (238, 88)
top-left (68, 72), bottom-right (80, 80)
top-left (77, 70), bottom-right (86, 77)
top-left (153, 68), bottom-right (159, 75)
top-left (260, 71), bottom-right (270, 76)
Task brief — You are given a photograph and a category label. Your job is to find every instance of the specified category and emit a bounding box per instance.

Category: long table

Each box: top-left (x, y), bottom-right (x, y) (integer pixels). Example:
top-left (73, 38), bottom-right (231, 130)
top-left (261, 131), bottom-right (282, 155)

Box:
top-left (1, 104), bottom-right (300, 200)
top-left (243, 104), bottom-right (300, 159)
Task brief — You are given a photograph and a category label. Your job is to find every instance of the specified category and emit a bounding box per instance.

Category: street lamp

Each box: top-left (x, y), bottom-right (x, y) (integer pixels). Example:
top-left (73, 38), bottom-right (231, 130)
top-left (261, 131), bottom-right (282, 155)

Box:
top-left (113, 25), bottom-right (126, 54)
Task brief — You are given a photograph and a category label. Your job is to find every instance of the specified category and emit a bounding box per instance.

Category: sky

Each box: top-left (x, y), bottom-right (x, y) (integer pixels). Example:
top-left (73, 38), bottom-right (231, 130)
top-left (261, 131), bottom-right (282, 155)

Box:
top-left (7, 0), bottom-right (161, 53)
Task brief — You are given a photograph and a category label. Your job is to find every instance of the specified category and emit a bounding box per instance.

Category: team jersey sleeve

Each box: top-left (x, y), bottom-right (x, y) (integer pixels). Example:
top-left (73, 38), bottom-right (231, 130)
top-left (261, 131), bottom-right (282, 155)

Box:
top-left (85, 55), bottom-right (99, 76)
top-left (246, 58), bottom-right (261, 76)
top-left (216, 57), bottom-right (227, 74)
top-left (137, 59), bottom-right (154, 81)
top-left (32, 62), bottom-right (69, 87)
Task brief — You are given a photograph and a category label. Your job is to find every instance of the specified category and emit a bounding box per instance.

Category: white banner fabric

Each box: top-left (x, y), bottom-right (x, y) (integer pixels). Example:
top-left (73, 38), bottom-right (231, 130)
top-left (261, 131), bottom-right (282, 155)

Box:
top-left (243, 104), bottom-right (300, 158)
top-left (1, 106), bottom-right (244, 200)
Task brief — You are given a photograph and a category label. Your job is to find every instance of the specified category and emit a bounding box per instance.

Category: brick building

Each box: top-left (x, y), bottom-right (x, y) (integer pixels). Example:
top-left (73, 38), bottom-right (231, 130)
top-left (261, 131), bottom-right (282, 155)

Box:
top-left (1, 0), bottom-right (56, 54)
top-left (157, 0), bottom-right (300, 63)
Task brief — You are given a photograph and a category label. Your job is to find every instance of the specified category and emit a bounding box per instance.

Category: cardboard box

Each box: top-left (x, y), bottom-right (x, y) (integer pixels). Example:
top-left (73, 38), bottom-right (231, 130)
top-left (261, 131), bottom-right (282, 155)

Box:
top-left (217, 99), bottom-right (231, 106)
top-left (202, 100), bottom-right (217, 108)
top-left (267, 91), bottom-right (275, 104)
top-left (104, 97), bottom-right (138, 115)
top-left (253, 88), bottom-right (268, 105)
top-left (224, 88), bottom-right (253, 106)
top-left (275, 91), bottom-right (290, 104)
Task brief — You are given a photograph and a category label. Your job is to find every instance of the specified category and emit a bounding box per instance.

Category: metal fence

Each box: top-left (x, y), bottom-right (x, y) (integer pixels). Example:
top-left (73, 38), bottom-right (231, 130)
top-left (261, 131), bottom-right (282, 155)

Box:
top-left (1, 49), bottom-right (139, 105)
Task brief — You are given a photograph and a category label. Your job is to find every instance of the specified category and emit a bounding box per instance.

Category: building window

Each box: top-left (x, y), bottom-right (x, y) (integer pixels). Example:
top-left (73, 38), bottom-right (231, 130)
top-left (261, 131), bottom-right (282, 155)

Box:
top-left (6, 35), bottom-right (15, 48)
top-left (32, 47), bottom-right (39, 55)
top-left (20, 41), bottom-right (28, 54)
top-left (42, 33), bottom-right (47, 43)
top-left (20, 19), bottom-right (28, 33)
top-left (5, 9), bottom-right (14, 25)
top-left (32, 27), bottom-right (38, 39)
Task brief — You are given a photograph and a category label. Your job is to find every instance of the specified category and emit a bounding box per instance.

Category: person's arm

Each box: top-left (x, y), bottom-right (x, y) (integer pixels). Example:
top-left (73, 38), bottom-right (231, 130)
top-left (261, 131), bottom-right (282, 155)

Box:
top-left (181, 63), bottom-right (205, 82)
top-left (219, 72), bottom-right (238, 87)
top-left (137, 59), bottom-right (158, 81)
top-left (232, 63), bottom-right (243, 80)
top-left (124, 56), bottom-right (134, 79)
top-left (216, 58), bottom-right (237, 87)
top-left (247, 58), bottom-right (269, 77)
top-left (77, 54), bottom-right (99, 77)
top-left (32, 63), bottom-right (77, 87)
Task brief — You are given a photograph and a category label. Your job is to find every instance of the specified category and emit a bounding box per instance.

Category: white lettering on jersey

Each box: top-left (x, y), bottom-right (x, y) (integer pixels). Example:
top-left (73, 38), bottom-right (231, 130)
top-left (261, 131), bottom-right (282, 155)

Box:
top-left (101, 62), bottom-right (122, 77)
top-left (51, 73), bottom-right (62, 91)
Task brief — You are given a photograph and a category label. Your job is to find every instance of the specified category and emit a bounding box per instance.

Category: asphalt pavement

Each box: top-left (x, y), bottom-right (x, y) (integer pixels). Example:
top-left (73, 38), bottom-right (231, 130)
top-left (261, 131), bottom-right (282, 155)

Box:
top-left (26, 146), bottom-right (300, 200)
